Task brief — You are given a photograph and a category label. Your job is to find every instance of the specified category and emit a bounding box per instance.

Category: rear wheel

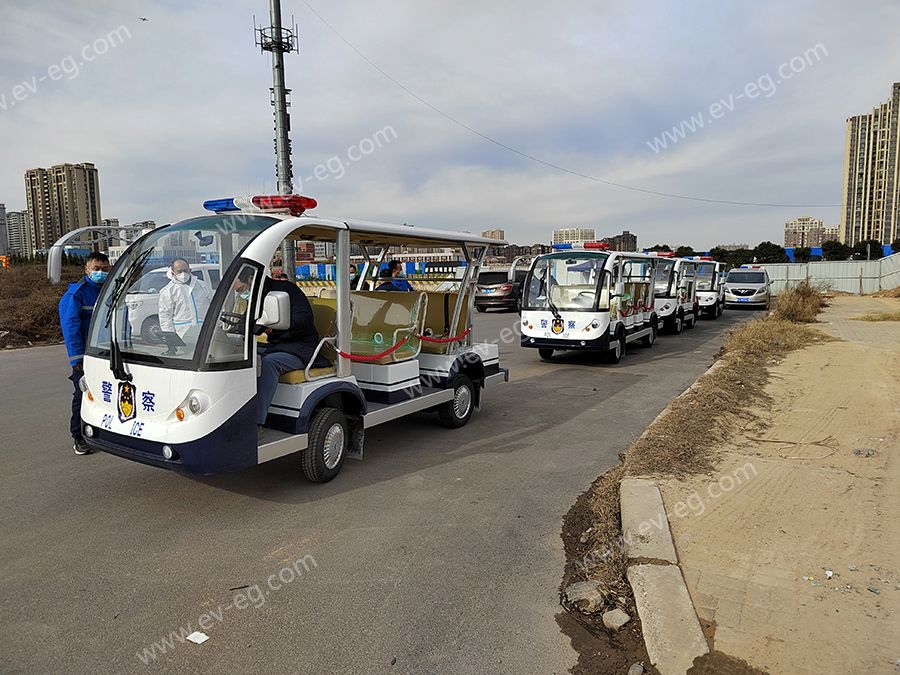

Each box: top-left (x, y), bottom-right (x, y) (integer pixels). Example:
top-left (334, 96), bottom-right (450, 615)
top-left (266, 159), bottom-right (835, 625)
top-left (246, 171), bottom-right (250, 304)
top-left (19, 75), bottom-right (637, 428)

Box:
top-left (538, 347), bottom-right (554, 361)
top-left (438, 375), bottom-right (476, 428)
top-left (672, 310), bottom-right (684, 334)
top-left (607, 328), bottom-right (626, 364)
top-left (301, 407), bottom-right (347, 483)
top-left (686, 310), bottom-right (696, 329)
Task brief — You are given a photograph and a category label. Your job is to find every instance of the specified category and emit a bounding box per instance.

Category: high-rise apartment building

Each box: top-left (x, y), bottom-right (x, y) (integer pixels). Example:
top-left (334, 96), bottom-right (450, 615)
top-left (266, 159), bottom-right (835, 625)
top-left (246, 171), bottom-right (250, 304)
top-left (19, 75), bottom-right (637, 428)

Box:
top-left (24, 162), bottom-right (102, 252)
top-left (840, 82), bottom-right (900, 246)
top-left (5, 210), bottom-right (31, 255)
top-left (604, 230), bottom-right (638, 251)
top-left (481, 228), bottom-right (505, 240)
top-left (552, 227), bottom-right (596, 245)
top-left (784, 216), bottom-right (835, 248)
top-left (0, 204), bottom-right (7, 256)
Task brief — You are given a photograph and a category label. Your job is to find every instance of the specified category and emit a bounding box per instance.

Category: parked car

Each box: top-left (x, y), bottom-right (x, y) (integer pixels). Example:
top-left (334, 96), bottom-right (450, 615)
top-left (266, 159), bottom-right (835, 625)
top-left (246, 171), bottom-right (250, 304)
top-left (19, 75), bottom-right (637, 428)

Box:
top-left (125, 263), bottom-right (221, 342)
top-left (723, 265), bottom-right (771, 309)
top-left (474, 257), bottom-right (531, 312)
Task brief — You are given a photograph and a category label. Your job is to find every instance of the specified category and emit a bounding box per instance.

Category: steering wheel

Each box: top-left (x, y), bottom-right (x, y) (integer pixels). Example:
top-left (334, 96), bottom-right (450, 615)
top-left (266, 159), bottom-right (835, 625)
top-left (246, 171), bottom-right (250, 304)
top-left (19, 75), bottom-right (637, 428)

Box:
top-left (219, 311), bottom-right (245, 329)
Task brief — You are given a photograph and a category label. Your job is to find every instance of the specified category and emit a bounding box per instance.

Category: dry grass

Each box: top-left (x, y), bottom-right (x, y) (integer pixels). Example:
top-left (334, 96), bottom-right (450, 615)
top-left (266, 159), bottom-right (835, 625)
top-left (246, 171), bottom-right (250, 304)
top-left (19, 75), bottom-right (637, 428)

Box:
top-left (871, 286), bottom-right (900, 298)
top-left (852, 309), bottom-right (900, 322)
top-left (0, 264), bottom-right (83, 348)
top-left (770, 280), bottom-right (829, 323)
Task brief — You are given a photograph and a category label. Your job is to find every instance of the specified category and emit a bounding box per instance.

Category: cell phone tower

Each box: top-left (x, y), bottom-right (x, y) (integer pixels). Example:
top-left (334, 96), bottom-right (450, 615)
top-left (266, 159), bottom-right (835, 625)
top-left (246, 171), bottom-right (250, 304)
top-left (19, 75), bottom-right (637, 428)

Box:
top-left (255, 0), bottom-right (299, 279)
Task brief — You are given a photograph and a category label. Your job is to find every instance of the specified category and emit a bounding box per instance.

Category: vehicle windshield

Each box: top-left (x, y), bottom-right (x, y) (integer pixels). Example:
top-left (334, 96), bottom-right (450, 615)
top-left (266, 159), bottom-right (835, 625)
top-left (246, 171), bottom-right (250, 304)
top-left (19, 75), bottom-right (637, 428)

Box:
top-left (654, 260), bottom-right (676, 297)
top-left (727, 271), bottom-right (767, 284)
top-left (478, 271), bottom-right (509, 286)
top-left (523, 252), bottom-right (608, 311)
top-left (86, 214), bottom-right (278, 368)
top-left (696, 263), bottom-right (717, 291)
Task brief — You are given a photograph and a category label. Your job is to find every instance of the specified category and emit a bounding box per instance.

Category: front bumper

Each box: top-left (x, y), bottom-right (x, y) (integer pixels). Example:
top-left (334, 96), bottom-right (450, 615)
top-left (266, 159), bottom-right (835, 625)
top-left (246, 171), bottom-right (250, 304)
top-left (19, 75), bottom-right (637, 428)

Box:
top-left (521, 329), bottom-right (611, 351)
top-left (475, 295), bottom-right (517, 308)
top-left (83, 397), bottom-right (259, 474)
top-left (725, 293), bottom-right (768, 306)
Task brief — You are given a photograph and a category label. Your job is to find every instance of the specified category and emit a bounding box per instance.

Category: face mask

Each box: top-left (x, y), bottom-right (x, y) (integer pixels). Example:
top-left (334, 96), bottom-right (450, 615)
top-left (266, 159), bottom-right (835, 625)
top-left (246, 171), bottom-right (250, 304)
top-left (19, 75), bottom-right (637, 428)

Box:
top-left (175, 272), bottom-right (191, 283)
top-left (88, 270), bottom-right (108, 284)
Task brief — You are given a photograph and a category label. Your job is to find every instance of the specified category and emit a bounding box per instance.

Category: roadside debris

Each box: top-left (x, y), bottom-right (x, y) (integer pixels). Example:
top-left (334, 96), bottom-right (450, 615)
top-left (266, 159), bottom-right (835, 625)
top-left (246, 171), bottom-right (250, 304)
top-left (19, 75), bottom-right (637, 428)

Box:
top-left (186, 631), bottom-right (209, 645)
top-left (853, 447), bottom-right (877, 457)
top-left (626, 663), bottom-right (644, 675)
top-left (867, 586), bottom-right (881, 595)
top-left (849, 564), bottom-right (859, 571)
top-left (601, 608), bottom-right (631, 631)
top-left (563, 580), bottom-right (609, 614)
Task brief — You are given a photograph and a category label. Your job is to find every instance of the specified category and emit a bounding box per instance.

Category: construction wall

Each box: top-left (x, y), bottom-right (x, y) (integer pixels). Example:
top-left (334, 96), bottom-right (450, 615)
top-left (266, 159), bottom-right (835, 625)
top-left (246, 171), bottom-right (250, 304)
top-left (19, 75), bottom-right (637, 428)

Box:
top-left (764, 254), bottom-right (900, 294)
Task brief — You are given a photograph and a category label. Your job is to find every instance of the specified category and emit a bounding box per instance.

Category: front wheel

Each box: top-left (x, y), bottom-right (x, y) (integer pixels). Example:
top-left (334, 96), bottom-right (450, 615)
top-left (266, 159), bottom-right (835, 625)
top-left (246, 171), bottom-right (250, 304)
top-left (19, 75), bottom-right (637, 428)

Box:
top-left (141, 316), bottom-right (164, 344)
top-left (672, 311), bottom-right (684, 334)
top-left (301, 407), bottom-right (348, 483)
top-left (641, 322), bottom-right (657, 347)
top-left (438, 375), bottom-right (476, 428)
top-left (475, 305), bottom-right (487, 313)
top-left (538, 347), bottom-right (554, 361)
top-left (607, 329), bottom-right (626, 364)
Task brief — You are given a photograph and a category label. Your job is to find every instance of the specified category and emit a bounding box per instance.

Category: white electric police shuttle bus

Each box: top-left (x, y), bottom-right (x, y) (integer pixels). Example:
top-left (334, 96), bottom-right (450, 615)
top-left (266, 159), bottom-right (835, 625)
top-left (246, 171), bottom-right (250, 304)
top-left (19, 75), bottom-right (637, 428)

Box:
top-left (74, 194), bottom-right (508, 482)
top-left (650, 253), bottom-right (700, 333)
top-left (520, 243), bottom-right (659, 363)
top-left (691, 257), bottom-right (726, 318)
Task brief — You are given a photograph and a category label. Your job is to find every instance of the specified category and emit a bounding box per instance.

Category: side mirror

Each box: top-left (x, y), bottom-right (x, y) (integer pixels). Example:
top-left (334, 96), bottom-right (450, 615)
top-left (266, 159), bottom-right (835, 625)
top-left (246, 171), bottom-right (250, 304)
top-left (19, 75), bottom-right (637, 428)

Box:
top-left (258, 291), bottom-right (291, 330)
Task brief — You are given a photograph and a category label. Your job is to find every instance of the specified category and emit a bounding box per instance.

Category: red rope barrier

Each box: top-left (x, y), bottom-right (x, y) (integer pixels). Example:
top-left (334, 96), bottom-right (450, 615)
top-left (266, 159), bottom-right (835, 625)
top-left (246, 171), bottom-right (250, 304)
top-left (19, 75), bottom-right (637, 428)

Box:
top-left (337, 336), bottom-right (409, 362)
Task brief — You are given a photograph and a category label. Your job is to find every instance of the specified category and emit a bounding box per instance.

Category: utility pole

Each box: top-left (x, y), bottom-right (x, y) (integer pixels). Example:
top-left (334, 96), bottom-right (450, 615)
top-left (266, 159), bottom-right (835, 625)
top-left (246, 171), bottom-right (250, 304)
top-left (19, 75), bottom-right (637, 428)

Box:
top-left (256, 0), bottom-right (298, 280)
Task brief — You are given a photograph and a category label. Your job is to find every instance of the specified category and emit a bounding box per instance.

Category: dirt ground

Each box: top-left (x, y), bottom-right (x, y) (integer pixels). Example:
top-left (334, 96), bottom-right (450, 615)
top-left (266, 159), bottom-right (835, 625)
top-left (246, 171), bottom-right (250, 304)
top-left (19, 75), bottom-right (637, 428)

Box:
top-left (658, 296), bottom-right (900, 674)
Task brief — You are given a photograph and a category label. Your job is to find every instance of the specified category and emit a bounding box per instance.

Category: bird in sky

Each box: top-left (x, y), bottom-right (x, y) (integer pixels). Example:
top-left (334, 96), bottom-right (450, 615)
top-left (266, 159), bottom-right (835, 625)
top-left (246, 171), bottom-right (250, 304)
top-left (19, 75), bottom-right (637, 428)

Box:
top-left (138, 17), bottom-right (149, 22)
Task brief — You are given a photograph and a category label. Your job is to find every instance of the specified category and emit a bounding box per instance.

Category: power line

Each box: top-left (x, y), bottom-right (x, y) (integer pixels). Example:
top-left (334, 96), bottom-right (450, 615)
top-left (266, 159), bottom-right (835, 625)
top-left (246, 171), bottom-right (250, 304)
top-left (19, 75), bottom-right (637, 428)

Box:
top-left (301, 1), bottom-right (841, 209)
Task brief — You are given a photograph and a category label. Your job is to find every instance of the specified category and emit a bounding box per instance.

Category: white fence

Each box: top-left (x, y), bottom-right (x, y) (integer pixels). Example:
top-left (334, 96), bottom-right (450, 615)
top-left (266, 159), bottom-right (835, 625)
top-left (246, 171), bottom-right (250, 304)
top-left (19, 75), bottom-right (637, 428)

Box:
top-left (764, 253), bottom-right (900, 295)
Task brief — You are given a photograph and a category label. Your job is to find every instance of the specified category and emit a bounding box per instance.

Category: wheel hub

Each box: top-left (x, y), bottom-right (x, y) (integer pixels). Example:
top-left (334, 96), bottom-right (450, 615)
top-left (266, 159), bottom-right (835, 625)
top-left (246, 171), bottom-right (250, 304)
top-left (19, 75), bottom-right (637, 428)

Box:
top-left (323, 423), bottom-right (345, 469)
top-left (453, 386), bottom-right (472, 418)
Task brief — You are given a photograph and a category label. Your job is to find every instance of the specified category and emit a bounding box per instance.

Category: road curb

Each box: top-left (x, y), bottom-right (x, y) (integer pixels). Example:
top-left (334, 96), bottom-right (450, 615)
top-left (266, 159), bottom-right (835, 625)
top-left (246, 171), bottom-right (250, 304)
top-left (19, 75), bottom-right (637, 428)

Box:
top-left (620, 478), bottom-right (709, 674)
top-left (618, 360), bottom-right (726, 673)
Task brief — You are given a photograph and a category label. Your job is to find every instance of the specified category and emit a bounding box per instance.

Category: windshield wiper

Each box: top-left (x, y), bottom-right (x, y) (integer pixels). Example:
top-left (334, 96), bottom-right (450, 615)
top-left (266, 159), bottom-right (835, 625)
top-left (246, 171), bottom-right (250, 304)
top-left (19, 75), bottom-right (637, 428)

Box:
top-left (542, 266), bottom-right (561, 319)
top-left (105, 248), bottom-right (154, 381)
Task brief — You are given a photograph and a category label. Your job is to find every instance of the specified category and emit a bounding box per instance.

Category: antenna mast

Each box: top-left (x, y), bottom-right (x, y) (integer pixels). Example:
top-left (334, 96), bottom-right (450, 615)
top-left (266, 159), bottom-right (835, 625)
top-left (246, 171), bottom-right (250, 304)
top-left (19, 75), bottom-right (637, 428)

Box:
top-left (256, 0), bottom-right (299, 279)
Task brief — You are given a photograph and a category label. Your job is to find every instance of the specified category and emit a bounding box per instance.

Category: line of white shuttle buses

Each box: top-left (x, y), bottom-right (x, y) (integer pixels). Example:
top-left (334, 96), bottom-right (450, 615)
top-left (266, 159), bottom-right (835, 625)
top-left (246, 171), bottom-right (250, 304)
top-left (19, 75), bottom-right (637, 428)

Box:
top-left (51, 195), bottom-right (729, 483)
top-left (519, 242), bottom-right (727, 362)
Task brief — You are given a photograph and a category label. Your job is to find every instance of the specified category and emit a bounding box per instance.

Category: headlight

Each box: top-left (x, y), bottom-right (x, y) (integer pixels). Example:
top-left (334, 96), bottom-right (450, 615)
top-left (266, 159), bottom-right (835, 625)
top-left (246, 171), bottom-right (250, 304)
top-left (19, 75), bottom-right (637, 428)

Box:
top-left (84, 425), bottom-right (94, 438)
top-left (591, 320), bottom-right (600, 329)
top-left (78, 376), bottom-right (88, 392)
top-left (522, 317), bottom-right (528, 325)
top-left (188, 396), bottom-right (202, 414)
top-left (162, 445), bottom-right (175, 460)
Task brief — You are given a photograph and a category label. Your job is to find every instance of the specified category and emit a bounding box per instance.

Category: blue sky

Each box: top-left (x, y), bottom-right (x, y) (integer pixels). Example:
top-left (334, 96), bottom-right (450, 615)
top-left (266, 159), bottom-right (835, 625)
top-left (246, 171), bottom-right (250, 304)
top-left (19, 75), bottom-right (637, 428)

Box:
top-left (1, 0), bottom-right (898, 248)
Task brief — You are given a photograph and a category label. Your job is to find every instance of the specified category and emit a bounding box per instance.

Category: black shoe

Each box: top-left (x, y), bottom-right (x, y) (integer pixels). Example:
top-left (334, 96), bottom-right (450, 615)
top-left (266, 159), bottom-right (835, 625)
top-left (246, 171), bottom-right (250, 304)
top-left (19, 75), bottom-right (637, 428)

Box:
top-left (73, 438), bottom-right (92, 455)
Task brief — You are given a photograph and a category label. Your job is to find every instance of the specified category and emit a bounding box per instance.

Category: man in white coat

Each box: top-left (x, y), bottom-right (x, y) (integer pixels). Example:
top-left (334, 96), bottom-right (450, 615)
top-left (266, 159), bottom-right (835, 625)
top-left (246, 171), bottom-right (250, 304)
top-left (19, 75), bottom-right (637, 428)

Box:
top-left (157, 259), bottom-right (213, 349)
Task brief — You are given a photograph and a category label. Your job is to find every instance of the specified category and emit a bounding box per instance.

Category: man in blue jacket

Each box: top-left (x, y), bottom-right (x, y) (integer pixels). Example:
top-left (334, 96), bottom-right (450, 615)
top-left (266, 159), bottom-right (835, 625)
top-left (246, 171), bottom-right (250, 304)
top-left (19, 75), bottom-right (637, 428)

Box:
top-left (59, 252), bottom-right (111, 455)
top-left (374, 260), bottom-right (414, 292)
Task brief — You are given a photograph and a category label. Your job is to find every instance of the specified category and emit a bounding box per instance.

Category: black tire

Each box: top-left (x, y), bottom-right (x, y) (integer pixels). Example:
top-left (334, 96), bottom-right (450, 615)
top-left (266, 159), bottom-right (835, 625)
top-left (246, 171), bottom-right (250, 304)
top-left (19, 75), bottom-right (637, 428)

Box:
top-left (142, 316), bottom-right (164, 344)
top-left (685, 310), bottom-right (696, 329)
top-left (475, 305), bottom-right (487, 313)
top-left (438, 375), bottom-right (476, 428)
top-left (717, 301), bottom-right (724, 317)
top-left (301, 407), bottom-right (348, 483)
top-left (607, 328), bottom-right (626, 364)
top-left (672, 310), bottom-right (684, 334)
top-left (641, 321), bottom-right (657, 347)
top-left (538, 347), bottom-right (554, 361)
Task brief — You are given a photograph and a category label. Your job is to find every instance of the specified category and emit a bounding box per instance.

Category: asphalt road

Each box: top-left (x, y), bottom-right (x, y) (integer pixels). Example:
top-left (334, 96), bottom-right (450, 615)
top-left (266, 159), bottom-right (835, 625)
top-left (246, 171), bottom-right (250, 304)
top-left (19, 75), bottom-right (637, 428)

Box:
top-left (0, 309), bottom-right (752, 673)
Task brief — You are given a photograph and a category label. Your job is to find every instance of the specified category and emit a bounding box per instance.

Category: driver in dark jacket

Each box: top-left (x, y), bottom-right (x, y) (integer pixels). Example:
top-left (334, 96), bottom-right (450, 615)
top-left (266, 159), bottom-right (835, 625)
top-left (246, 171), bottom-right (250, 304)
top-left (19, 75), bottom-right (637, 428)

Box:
top-left (233, 268), bottom-right (330, 431)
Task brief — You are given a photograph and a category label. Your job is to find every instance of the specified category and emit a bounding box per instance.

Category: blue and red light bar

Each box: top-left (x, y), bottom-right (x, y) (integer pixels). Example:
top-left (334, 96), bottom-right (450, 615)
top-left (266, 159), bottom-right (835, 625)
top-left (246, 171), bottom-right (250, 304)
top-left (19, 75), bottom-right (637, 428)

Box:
top-left (552, 241), bottom-right (610, 250)
top-left (203, 194), bottom-right (317, 216)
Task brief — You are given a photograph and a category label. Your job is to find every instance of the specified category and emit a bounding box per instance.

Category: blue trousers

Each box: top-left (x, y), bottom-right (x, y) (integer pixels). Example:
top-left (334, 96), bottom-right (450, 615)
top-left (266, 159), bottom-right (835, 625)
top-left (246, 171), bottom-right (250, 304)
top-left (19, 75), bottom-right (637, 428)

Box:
top-left (257, 352), bottom-right (305, 425)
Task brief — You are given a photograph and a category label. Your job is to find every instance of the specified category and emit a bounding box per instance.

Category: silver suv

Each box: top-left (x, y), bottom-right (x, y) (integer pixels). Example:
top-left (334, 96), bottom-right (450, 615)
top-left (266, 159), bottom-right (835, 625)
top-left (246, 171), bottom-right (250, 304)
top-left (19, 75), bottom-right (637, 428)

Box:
top-left (723, 266), bottom-right (771, 309)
